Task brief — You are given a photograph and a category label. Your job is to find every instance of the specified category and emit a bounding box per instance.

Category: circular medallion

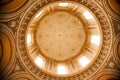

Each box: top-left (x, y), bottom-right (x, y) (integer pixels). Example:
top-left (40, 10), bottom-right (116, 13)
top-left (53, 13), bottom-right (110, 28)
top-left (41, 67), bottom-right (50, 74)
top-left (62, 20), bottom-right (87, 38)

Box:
top-left (36, 11), bottom-right (86, 61)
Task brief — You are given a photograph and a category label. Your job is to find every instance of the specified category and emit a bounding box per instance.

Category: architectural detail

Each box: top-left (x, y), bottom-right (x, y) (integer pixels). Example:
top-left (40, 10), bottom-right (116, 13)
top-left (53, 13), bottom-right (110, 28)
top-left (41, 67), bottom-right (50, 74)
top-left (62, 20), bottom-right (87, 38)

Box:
top-left (103, 55), bottom-right (119, 72)
top-left (93, 69), bottom-right (120, 80)
top-left (7, 20), bottom-right (17, 28)
top-left (113, 34), bottom-right (120, 68)
top-left (102, 0), bottom-right (120, 20)
top-left (16, 0), bottom-right (112, 79)
top-left (0, 23), bottom-right (15, 79)
top-left (112, 19), bottom-right (120, 35)
top-left (0, 0), bottom-right (119, 80)
top-left (12, 57), bottom-right (26, 73)
top-left (35, 11), bottom-right (86, 61)
top-left (5, 72), bottom-right (36, 80)
top-left (0, 0), bottom-right (33, 22)
top-left (95, 0), bottom-right (103, 6)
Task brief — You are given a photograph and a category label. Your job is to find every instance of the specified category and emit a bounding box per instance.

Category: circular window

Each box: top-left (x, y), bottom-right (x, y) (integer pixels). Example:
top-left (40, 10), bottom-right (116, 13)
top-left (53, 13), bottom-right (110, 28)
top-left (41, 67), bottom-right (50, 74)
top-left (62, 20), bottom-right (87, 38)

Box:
top-left (25, 1), bottom-right (102, 75)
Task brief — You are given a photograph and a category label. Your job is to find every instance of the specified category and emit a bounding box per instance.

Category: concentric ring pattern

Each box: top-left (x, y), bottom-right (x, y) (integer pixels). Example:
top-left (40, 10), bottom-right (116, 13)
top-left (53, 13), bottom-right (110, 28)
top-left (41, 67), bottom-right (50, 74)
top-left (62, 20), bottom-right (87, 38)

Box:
top-left (17, 0), bottom-right (112, 79)
top-left (36, 11), bottom-right (86, 61)
top-left (25, 1), bottom-right (101, 75)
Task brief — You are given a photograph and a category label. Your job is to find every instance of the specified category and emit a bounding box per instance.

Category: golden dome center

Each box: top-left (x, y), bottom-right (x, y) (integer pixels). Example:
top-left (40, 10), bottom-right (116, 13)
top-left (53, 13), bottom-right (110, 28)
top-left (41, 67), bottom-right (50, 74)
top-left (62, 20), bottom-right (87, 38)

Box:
top-left (36, 11), bottom-right (86, 61)
top-left (58, 33), bottom-right (62, 37)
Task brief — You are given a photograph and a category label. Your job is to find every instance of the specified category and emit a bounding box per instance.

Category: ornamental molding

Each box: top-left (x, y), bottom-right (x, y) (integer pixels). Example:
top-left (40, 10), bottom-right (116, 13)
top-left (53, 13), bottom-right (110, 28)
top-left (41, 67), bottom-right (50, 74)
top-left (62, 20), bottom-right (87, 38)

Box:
top-left (5, 72), bottom-right (36, 80)
top-left (16, 0), bottom-right (113, 80)
top-left (0, 23), bottom-right (16, 79)
top-left (0, 0), bottom-right (34, 22)
top-left (112, 19), bottom-right (120, 35)
top-left (113, 33), bottom-right (120, 68)
top-left (93, 69), bottom-right (120, 80)
top-left (102, 0), bottom-right (120, 20)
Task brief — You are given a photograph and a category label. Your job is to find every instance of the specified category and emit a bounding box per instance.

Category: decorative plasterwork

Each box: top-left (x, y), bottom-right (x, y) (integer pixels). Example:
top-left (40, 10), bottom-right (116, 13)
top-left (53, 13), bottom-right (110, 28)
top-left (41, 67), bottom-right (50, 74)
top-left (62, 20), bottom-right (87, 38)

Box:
top-left (102, 0), bottom-right (120, 20)
top-left (113, 33), bottom-right (120, 68)
top-left (112, 19), bottom-right (120, 35)
top-left (0, 23), bottom-right (15, 79)
top-left (26, 2), bottom-right (102, 75)
top-left (5, 72), bottom-right (36, 80)
top-left (36, 11), bottom-right (86, 61)
top-left (0, 0), bottom-right (34, 22)
top-left (17, 0), bottom-right (113, 79)
top-left (93, 69), bottom-right (120, 80)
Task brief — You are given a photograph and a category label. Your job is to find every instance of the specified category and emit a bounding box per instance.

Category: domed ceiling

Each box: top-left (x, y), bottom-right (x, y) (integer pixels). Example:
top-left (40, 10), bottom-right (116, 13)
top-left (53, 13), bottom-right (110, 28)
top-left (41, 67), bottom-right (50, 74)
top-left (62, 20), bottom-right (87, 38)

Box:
top-left (25, 1), bottom-right (102, 75)
top-left (36, 11), bottom-right (86, 61)
top-left (16, 0), bottom-right (113, 79)
top-left (1, 0), bottom-right (120, 80)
